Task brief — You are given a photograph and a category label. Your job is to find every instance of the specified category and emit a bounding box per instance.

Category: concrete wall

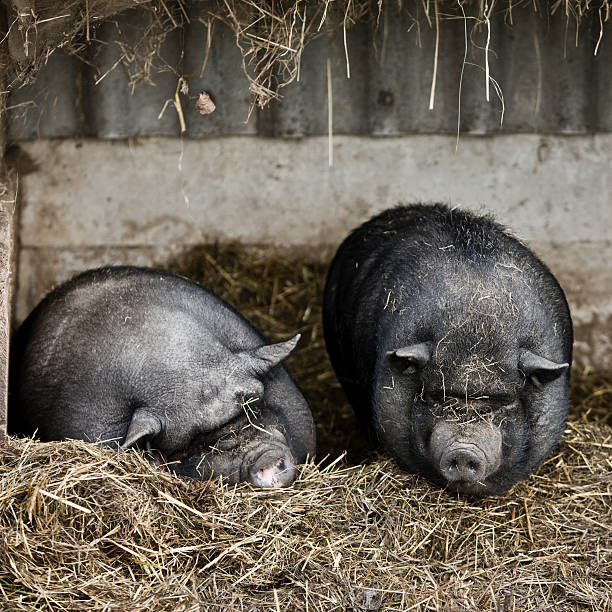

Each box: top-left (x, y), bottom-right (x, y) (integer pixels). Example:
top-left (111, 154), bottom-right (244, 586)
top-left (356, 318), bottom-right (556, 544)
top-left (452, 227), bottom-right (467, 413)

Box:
top-left (12, 134), bottom-right (612, 371)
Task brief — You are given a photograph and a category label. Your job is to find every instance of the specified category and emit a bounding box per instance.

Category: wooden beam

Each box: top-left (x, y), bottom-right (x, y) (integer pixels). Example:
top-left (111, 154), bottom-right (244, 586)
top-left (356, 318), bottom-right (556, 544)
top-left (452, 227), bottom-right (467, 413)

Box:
top-left (0, 174), bottom-right (16, 440)
top-left (0, 2), bottom-right (18, 439)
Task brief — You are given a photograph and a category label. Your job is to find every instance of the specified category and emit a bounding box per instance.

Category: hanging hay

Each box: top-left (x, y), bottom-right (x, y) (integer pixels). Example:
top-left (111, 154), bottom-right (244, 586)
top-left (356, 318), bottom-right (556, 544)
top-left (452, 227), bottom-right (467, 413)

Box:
top-left (1, 0), bottom-right (368, 107)
top-left (2, 0), bottom-right (609, 110)
top-left (3, 244), bottom-right (610, 609)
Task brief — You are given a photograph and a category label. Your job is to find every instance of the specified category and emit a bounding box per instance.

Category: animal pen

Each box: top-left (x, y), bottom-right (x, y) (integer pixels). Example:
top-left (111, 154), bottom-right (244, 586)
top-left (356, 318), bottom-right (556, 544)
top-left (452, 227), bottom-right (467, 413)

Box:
top-left (0, 1), bottom-right (611, 610)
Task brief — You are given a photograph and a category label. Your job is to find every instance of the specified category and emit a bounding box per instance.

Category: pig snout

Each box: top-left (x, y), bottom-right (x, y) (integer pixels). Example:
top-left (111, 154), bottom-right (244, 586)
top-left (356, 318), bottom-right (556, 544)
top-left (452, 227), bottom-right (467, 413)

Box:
top-left (248, 449), bottom-right (297, 489)
top-left (240, 433), bottom-right (297, 489)
top-left (430, 422), bottom-right (502, 493)
top-left (439, 444), bottom-right (487, 484)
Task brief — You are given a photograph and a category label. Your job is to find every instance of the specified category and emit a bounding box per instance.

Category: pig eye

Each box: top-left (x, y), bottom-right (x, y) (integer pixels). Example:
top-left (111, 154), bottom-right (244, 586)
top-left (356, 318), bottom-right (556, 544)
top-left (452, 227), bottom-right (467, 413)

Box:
top-left (213, 435), bottom-right (241, 452)
top-left (484, 395), bottom-right (519, 414)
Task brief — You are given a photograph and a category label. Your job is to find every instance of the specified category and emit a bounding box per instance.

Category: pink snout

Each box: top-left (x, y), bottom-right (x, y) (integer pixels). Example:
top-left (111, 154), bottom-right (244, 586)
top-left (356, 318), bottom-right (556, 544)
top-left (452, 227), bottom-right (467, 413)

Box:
top-left (430, 421), bottom-right (502, 492)
top-left (248, 449), bottom-right (297, 489)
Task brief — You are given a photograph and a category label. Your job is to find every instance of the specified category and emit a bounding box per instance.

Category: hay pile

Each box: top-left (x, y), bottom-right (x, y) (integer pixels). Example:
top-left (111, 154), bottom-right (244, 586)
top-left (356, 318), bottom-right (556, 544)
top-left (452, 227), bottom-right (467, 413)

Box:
top-left (1, 423), bottom-right (610, 610)
top-left (1, 245), bottom-right (611, 610)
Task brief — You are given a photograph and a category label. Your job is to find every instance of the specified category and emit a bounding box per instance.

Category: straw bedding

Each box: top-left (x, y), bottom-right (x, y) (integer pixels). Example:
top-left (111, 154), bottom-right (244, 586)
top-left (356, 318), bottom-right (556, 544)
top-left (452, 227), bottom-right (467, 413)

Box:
top-left (1, 245), bottom-right (611, 610)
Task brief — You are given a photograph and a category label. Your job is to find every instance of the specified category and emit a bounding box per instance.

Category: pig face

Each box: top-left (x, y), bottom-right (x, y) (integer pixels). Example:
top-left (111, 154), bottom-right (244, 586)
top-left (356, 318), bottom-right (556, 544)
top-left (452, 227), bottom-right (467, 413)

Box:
top-left (379, 342), bottom-right (569, 497)
top-left (170, 423), bottom-right (298, 489)
top-left (195, 337), bottom-right (305, 429)
top-left (120, 335), bottom-right (303, 490)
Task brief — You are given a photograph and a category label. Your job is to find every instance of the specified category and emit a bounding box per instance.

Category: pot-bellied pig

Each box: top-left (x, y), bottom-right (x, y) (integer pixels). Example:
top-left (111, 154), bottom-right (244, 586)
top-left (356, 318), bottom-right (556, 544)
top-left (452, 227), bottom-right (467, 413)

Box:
top-left (323, 204), bottom-right (572, 496)
top-left (9, 266), bottom-right (316, 488)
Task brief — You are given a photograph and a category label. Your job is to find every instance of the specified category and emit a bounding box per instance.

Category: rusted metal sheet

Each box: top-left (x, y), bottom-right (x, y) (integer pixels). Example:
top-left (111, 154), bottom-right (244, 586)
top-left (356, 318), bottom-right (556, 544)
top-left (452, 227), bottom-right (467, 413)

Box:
top-left (7, 5), bottom-right (612, 140)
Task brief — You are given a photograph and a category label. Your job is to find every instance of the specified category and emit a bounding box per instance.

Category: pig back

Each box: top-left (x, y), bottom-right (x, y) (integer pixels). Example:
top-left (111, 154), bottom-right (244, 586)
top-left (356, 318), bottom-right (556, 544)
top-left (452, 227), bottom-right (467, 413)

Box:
top-left (11, 267), bottom-right (314, 462)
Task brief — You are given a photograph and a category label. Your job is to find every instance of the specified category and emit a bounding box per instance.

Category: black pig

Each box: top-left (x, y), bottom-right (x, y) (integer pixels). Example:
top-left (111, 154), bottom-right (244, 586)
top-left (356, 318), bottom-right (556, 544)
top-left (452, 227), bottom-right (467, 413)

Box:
top-left (323, 204), bottom-right (572, 496)
top-left (10, 266), bottom-right (316, 488)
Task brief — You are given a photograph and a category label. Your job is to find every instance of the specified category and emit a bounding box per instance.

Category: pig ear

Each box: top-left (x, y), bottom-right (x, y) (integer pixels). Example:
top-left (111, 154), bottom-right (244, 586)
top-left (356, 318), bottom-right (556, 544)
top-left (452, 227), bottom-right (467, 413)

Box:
top-left (519, 349), bottom-right (569, 387)
top-left (244, 334), bottom-right (301, 376)
top-left (121, 409), bottom-right (162, 449)
top-left (387, 342), bottom-right (432, 372)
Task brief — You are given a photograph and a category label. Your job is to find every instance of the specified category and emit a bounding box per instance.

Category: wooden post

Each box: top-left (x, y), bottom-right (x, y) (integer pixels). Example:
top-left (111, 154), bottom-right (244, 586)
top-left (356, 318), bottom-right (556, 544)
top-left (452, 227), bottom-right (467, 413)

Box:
top-left (0, 179), bottom-right (16, 441)
top-left (0, 2), bottom-right (18, 440)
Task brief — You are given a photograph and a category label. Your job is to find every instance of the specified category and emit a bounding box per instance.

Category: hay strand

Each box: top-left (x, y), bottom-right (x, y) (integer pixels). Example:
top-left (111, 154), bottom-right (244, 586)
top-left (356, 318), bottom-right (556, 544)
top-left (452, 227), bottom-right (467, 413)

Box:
top-left (3, 1), bottom-right (608, 112)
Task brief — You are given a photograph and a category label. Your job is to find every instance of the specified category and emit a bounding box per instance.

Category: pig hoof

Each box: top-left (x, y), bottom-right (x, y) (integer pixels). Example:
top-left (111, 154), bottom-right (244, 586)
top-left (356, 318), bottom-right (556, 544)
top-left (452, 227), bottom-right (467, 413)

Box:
top-left (248, 451), bottom-right (296, 488)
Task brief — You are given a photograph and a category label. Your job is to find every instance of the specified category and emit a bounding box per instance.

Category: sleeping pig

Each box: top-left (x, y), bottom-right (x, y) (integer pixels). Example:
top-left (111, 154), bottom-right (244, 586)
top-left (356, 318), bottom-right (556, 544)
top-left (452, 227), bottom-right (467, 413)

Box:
top-left (323, 204), bottom-right (572, 496)
top-left (9, 266), bottom-right (316, 488)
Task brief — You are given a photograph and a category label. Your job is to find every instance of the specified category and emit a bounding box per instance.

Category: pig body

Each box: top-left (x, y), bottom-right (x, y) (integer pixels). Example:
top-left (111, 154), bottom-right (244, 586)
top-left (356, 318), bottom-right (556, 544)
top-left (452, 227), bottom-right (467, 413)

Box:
top-left (10, 266), bottom-right (316, 488)
top-left (323, 204), bottom-right (572, 496)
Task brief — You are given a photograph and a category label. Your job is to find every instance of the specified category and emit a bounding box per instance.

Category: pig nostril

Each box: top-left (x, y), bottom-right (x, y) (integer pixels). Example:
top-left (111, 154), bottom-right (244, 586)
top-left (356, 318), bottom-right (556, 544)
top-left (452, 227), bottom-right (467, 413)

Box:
top-left (250, 451), bottom-right (296, 488)
top-left (440, 448), bottom-right (485, 484)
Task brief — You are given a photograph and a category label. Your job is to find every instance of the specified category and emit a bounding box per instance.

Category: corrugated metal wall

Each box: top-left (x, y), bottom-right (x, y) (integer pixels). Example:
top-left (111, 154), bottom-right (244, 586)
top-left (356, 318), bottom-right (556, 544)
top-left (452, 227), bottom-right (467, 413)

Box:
top-left (7, 3), bottom-right (612, 140)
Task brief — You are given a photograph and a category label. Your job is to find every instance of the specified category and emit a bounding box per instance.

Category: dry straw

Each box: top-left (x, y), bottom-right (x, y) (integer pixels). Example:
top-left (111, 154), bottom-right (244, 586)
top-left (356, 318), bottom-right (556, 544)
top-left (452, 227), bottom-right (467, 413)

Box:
top-left (1, 245), bottom-right (611, 610)
top-left (2, 0), bottom-right (610, 109)
top-left (1, 421), bottom-right (610, 610)
top-left (2, 0), bottom-right (371, 109)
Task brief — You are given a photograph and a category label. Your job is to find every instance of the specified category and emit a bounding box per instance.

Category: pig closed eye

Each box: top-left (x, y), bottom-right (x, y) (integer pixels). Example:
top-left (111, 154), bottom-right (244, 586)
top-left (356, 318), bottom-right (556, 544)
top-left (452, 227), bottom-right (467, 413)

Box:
top-left (237, 394), bottom-right (262, 412)
top-left (213, 436), bottom-right (241, 451)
